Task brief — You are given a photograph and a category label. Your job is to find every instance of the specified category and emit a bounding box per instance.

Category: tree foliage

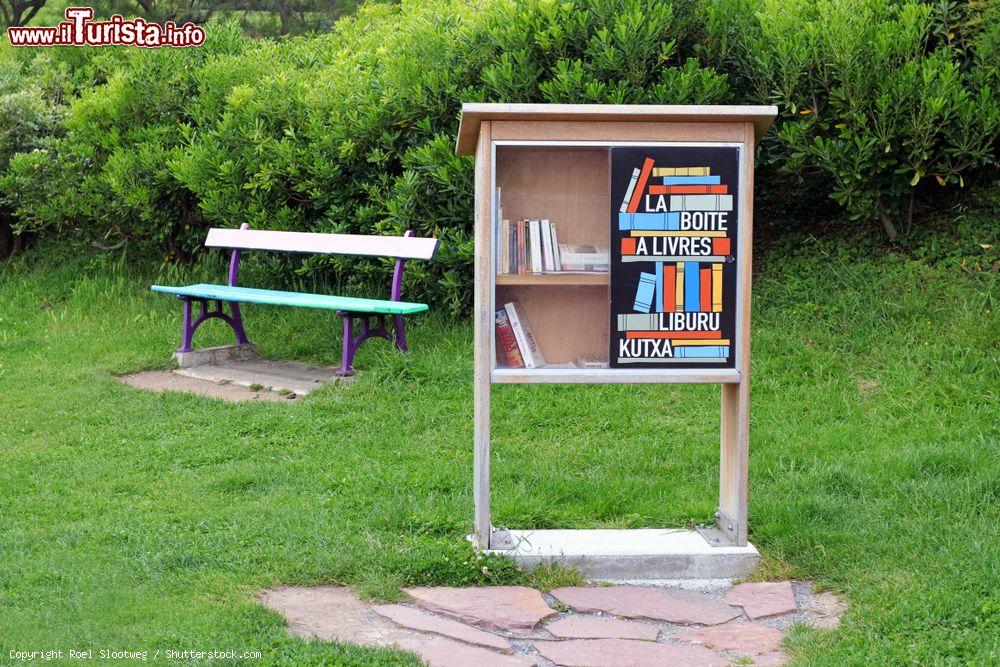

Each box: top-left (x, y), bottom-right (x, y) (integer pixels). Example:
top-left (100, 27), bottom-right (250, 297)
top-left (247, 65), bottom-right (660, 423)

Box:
top-left (0, 0), bottom-right (997, 310)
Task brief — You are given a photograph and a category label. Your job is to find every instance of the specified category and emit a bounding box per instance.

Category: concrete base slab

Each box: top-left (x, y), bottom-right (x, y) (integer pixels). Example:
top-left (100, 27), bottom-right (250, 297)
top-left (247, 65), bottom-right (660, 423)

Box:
top-left (483, 529), bottom-right (759, 581)
top-left (173, 343), bottom-right (257, 368)
top-left (174, 358), bottom-right (343, 396)
top-left (119, 370), bottom-right (293, 403)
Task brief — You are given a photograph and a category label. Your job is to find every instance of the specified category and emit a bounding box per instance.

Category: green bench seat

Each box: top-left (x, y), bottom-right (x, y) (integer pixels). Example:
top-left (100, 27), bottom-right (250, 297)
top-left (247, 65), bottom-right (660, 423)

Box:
top-left (151, 284), bottom-right (429, 315)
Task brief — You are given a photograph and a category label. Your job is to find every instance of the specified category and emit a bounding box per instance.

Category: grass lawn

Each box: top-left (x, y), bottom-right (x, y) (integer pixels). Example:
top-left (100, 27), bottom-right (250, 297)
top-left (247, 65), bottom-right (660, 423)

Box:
top-left (0, 223), bottom-right (997, 665)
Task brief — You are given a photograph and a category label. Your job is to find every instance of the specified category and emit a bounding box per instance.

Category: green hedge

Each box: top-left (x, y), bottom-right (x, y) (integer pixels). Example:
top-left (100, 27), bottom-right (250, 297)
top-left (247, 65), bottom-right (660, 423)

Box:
top-left (1, 0), bottom-right (998, 312)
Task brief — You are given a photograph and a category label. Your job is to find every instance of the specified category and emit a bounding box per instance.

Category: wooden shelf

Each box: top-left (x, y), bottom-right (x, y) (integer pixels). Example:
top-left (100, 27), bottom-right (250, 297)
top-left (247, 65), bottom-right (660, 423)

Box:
top-left (492, 368), bottom-right (741, 384)
top-left (495, 273), bottom-right (608, 286)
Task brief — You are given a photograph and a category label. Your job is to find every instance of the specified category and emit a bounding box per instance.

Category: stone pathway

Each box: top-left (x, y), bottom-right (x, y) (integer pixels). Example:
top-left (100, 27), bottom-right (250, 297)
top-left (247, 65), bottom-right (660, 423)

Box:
top-left (260, 580), bottom-right (845, 666)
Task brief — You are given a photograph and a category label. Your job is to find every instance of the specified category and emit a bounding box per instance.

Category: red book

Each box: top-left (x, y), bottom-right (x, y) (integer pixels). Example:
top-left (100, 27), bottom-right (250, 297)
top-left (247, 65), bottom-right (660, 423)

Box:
top-left (712, 237), bottom-right (731, 255)
top-left (626, 158), bottom-right (655, 213)
top-left (662, 263), bottom-right (676, 312)
top-left (495, 309), bottom-right (524, 368)
top-left (700, 267), bottom-right (712, 312)
top-left (621, 237), bottom-right (637, 255)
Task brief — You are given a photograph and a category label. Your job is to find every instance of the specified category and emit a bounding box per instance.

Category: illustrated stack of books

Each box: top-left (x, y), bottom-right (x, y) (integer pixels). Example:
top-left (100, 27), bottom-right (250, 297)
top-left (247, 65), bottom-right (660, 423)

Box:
top-left (618, 165), bottom-right (733, 231)
top-left (617, 161), bottom-right (732, 361)
top-left (496, 219), bottom-right (609, 275)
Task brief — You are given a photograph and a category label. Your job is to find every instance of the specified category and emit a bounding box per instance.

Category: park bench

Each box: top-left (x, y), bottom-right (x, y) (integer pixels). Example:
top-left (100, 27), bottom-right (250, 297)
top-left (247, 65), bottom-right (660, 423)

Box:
top-left (151, 224), bottom-right (439, 376)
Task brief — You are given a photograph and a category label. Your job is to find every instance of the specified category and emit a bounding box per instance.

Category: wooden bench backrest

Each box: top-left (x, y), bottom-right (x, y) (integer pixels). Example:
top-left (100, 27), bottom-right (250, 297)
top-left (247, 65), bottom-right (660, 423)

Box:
top-left (205, 228), bottom-right (439, 260)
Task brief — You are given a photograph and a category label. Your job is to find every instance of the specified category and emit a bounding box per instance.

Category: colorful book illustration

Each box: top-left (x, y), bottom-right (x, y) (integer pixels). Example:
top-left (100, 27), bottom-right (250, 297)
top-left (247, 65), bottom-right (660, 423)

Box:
top-left (495, 309), bottom-right (525, 368)
top-left (669, 194), bottom-right (733, 211)
top-left (620, 167), bottom-right (641, 213)
top-left (672, 346), bottom-right (729, 358)
top-left (660, 175), bottom-right (722, 185)
top-left (684, 261), bottom-right (700, 312)
top-left (626, 158), bottom-right (655, 213)
top-left (712, 263), bottom-right (722, 312)
top-left (648, 184), bottom-right (728, 195)
top-left (675, 261), bottom-right (685, 311)
top-left (504, 301), bottom-right (546, 368)
top-left (652, 167), bottom-right (710, 176)
top-left (619, 212), bottom-right (681, 231)
top-left (662, 263), bottom-right (676, 312)
top-left (614, 155), bottom-right (734, 366)
top-left (654, 262), bottom-right (663, 315)
top-left (633, 272), bottom-right (656, 313)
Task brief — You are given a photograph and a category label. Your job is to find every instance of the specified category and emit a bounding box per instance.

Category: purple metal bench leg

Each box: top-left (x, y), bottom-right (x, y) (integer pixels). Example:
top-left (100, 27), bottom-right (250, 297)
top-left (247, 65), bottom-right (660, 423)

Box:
top-left (176, 297), bottom-right (250, 353)
top-left (393, 314), bottom-right (408, 352)
top-left (338, 313), bottom-right (357, 376)
top-left (335, 231), bottom-right (417, 375)
top-left (336, 312), bottom-right (410, 376)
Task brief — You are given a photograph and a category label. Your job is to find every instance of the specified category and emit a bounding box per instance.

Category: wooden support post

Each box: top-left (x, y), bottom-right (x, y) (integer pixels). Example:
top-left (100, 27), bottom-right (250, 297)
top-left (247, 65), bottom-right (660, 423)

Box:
top-left (473, 121), bottom-right (493, 549)
top-left (717, 122), bottom-right (756, 547)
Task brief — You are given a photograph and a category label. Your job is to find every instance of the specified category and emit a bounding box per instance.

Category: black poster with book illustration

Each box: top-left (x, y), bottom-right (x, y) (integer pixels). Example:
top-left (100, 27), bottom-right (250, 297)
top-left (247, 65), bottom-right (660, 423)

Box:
top-left (610, 146), bottom-right (740, 370)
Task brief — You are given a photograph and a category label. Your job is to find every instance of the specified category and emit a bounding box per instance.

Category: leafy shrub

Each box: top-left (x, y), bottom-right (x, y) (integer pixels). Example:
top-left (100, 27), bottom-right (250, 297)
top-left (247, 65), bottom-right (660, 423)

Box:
top-left (705, 0), bottom-right (1000, 238)
top-left (1, 0), bottom-right (998, 311)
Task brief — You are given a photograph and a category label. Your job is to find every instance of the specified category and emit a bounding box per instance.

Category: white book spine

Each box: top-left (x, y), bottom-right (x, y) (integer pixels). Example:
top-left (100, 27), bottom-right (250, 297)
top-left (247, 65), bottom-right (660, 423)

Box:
top-left (540, 220), bottom-right (554, 272)
top-left (550, 224), bottom-right (562, 272)
top-left (620, 167), bottom-right (641, 212)
top-left (504, 302), bottom-right (537, 368)
top-left (529, 219), bottom-right (543, 273)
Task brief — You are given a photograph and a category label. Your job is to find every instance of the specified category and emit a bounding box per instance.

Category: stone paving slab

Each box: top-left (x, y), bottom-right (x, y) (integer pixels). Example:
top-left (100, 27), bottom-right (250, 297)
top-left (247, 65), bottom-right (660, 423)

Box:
top-left (545, 615), bottom-right (660, 640)
top-left (672, 620), bottom-right (784, 655)
top-left (405, 586), bottom-right (557, 632)
top-left (394, 636), bottom-right (535, 667)
top-left (551, 586), bottom-right (741, 625)
top-left (119, 370), bottom-right (293, 403)
top-left (725, 581), bottom-right (798, 620)
top-left (533, 638), bottom-right (728, 667)
top-left (259, 586), bottom-right (412, 646)
top-left (373, 604), bottom-right (511, 651)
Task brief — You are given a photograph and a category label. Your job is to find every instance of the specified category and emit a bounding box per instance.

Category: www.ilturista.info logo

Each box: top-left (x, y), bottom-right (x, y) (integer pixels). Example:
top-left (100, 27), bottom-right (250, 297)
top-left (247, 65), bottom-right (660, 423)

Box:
top-left (7, 7), bottom-right (205, 47)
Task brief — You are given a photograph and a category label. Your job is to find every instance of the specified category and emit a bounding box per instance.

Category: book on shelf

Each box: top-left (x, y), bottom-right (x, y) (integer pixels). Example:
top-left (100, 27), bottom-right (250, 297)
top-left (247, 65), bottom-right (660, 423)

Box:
top-left (495, 220), bottom-right (608, 275)
top-left (528, 219), bottom-right (543, 273)
top-left (494, 308), bottom-right (525, 368)
top-left (549, 223), bottom-right (562, 271)
top-left (540, 219), bottom-right (555, 272)
top-left (559, 244), bottom-right (609, 272)
top-left (503, 301), bottom-right (546, 368)
top-left (494, 187), bottom-right (503, 275)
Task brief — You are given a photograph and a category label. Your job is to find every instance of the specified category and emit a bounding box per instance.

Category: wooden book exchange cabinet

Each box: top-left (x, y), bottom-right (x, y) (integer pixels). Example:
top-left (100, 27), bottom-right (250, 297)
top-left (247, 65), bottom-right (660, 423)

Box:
top-left (456, 104), bottom-right (777, 579)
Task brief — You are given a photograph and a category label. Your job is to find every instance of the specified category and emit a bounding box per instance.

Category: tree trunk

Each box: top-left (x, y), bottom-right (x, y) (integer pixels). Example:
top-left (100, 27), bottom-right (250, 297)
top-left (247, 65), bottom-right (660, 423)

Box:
top-left (876, 199), bottom-right (899, 241)
top-left (0, 218), bottom-right (15, 260)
